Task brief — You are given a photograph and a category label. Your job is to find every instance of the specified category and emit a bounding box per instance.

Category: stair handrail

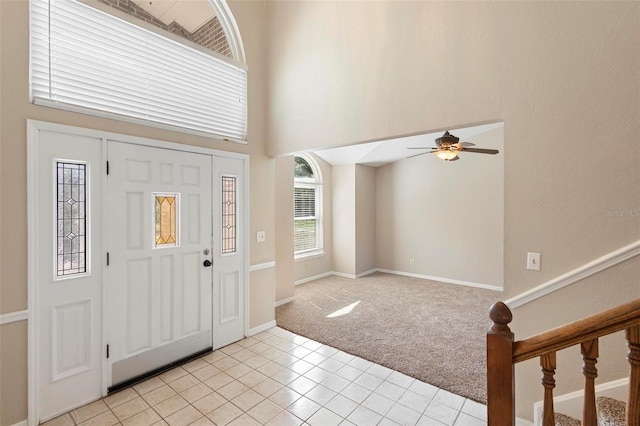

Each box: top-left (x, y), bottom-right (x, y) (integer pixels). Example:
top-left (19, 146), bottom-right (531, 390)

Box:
top-left (513, 298), bottom-right (640, 363)
top-left (487, 298), bottom-right (640, 426)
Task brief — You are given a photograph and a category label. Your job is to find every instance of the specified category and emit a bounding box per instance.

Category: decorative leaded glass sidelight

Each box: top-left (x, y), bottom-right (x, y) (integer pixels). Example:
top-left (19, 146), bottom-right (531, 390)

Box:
top-left (222, 176), bottom-right (237, 254)
top-left (154, 194), bottom-right (179, 247)
top-left (56, 162), bottom-right (87, 276)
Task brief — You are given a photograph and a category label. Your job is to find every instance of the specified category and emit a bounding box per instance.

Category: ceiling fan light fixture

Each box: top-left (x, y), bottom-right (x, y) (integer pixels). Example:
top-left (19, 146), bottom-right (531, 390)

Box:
top-left (436, 150), bottom-right (459, 161)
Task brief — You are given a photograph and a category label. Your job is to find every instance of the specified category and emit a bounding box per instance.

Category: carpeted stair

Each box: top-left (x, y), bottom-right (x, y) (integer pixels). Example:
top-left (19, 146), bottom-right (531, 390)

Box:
top-left (553, 396), bottom-right (626, 426)
top-left (597, 397), bottom-right (626, 426)
top-left (554, 412), bottom-right (581, 426)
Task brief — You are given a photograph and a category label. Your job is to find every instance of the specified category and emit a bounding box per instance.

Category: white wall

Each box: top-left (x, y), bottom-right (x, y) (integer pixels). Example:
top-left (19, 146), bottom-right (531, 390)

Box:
top-left (376, 127), bottom-right (504, 287)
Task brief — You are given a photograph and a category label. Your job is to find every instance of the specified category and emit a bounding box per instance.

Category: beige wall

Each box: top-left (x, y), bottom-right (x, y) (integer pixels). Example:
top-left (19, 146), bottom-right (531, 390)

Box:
top-left (376, 127), bottom-right (504, 286)
top-left (0, 321), bottom-right (27, 425)
top-left (329, 164), bottom-right (377, 277)
top-left (274, 156), bottom-right (295, 302)
top-left (248, 267), bottom-right (276, 329)
top-left (3, 0), bottom-right (639, 423)
top-left (0, 1), bottom-right (272, 423)
top-left (331, 165), bottom-right (356, 276)
top-left (266, 1), bottom-right (640, 419)
top-left (513, 255), bottom-right (640, 419)
top-left (355, 165), bottom-right (376, 275)
top-left (293, 155), bottom-right (333, 283)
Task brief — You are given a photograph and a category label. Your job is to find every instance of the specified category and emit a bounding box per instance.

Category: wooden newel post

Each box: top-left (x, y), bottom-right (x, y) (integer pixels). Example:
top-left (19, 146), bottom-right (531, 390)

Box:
top-left (487, 301), bottom-right (515, 426)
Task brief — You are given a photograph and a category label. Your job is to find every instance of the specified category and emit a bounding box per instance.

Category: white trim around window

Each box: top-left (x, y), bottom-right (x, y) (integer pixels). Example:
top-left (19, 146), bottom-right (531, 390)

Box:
top-left (293, 154), bottom-right (323, 258)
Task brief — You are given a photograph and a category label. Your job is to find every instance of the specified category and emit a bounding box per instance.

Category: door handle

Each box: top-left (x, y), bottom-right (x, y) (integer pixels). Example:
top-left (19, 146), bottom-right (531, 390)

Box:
top-left (203, 259), bottom-right (212, 267)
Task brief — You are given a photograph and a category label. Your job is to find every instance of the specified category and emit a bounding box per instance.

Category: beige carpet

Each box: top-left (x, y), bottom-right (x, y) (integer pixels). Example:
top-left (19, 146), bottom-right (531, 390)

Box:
top-left (275, 272), bottom-right (502, 404)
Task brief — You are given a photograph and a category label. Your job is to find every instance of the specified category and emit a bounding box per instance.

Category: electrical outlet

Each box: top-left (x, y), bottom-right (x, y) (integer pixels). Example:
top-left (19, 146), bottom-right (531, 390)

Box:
top-left (527, 252), bottom-right (541, 271)
top-left (256, 231), bottom-right (266, 243)
top-left (409, 258), bottom-right (415, 266)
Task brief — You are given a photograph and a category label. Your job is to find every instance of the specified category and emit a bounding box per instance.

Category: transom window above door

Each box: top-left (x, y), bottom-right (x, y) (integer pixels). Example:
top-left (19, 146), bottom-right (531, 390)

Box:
top-left (294, 155), bottom-right (323, 257)
top-left (30, 0), bottom-right (247, 141)
top-left (94, 0), bottom-right (233, 58)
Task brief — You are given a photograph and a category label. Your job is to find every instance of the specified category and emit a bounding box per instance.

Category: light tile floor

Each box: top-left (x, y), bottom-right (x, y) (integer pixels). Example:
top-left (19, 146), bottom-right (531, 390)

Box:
top-left (43, 327), bottom-right (487, 426)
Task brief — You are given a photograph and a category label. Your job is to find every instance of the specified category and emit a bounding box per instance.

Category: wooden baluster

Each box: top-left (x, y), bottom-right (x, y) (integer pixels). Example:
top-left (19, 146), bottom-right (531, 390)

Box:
top-left (627, 325), bottom-right (640, 426)
top-left (581, 339), bottom-right (598, 426)
top-left (487, 301), bottom-right (515, 426)
top-left (540, 352), bottom-right (556, 426)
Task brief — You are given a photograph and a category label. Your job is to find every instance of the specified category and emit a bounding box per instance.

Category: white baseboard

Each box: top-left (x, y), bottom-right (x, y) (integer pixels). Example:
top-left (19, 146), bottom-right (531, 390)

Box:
top-left (295, 271), bottom-right (333, 286)
top-left (376, 268), bottom-right (502, 291)
top-left (356, 268), bottom-right (377, 278)
top-left (275, 296), bottom-right (296, 307)
top-left (293, 268), bottom-right (501, 292)
top-left (246, 320), bottom-right (277, 336)
top-left (10, 420), bottom-right (28, 426)
top-left (331, 271), bottom-right (357, 279)
top-left (516, 417), bottom-right (534, 426)
top-left (532, 377), bottom-right (629, 426)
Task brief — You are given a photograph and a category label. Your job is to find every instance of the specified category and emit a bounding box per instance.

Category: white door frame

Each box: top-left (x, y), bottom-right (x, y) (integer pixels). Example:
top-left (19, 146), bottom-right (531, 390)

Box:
top-left (27, 120), bottom-right (250, 425)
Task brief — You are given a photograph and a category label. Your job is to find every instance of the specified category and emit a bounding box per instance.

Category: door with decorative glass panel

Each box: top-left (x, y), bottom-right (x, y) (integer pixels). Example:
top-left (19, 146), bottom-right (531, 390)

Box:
top-left (212, 156), bottom-right (246, 349)
top-left (34, 130), bottom-right (104, 423)
top-left (106, 142), bottom-right (216, 388)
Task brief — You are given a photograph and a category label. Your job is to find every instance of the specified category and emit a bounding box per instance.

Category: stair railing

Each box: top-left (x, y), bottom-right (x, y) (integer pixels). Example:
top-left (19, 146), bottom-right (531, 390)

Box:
top-left (487, 298), bottom-right (640, 426)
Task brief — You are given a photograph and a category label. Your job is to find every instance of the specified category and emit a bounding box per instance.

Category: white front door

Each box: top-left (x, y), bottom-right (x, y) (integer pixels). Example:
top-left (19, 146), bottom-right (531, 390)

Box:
top-left (106, 141), bottom-right (213, 387)
top-left (30, 122), bottom-right (249, 423)
top-left (212, 157), bottom-right (246, 348)
top-left (34, 130), bottom-right (104, 422)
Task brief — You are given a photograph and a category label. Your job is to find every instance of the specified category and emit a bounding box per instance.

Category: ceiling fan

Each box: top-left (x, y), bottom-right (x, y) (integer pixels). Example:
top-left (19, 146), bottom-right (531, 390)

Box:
top-left (408, 131), bottom-right (499, 161)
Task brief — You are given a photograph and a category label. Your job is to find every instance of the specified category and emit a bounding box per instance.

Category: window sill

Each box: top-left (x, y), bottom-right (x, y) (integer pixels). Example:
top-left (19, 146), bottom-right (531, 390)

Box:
top-left (294, 251), bottom-right (325, 262)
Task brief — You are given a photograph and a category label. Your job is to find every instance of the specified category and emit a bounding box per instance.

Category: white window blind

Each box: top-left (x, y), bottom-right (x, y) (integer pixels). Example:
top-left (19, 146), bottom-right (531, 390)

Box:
top-left (30, 0), bottom-right (248, 140)
top-left (294, 186), bottom-right (318, 253)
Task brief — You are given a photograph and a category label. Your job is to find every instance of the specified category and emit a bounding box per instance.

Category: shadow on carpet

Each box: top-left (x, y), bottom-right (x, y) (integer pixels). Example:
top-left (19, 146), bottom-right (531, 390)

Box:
top-left (275, 272), bottom-right (502, 404)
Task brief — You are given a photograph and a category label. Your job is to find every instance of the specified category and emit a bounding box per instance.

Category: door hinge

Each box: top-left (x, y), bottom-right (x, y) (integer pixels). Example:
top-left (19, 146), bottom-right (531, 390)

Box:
top-left (107, 252), bottom-right (110, 266)
top-left (106, 344), bottom-right (110, 359)
top-left (106, 161), bottom-right (110, 175)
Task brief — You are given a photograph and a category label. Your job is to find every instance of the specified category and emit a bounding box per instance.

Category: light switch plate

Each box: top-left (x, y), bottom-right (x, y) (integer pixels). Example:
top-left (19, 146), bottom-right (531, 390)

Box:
top-left (527, 252), bottom-right (541, 271)
top-left (256, 231), bottom-right (266, 243)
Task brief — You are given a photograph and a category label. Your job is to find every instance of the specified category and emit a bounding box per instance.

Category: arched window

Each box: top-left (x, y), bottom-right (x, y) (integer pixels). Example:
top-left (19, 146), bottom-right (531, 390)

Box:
top-left (30, 0), bottom-right (247, 141)
top-left (294, 155), bottom-right (323, 256)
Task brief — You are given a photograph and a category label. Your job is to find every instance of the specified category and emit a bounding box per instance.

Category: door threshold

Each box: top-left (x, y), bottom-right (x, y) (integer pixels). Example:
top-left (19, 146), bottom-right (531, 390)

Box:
top-left (107, 347), bottom-right (212, 394)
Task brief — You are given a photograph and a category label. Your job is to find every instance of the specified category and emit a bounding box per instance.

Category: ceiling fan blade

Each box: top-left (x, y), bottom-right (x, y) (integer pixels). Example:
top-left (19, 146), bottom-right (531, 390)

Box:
top-left (448, 156), bottom-right (460, 162)
top-left (459, 142), bottom-right (476, 147)
top-left (462, 148), bottom-right (499, 155)
top-left (407, 151), bottom-right (438, 159)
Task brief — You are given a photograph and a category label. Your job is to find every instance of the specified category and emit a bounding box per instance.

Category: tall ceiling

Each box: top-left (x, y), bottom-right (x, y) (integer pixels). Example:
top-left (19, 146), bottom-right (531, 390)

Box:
top-left (130, 0), bottom-right (215, 33)
top-left (312, 122), bottom-right (504, 167)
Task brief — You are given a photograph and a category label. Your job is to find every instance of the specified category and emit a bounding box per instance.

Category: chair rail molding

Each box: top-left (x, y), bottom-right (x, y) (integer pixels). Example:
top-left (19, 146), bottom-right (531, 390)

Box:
top-left (505, 239), bottom-right (640, 309)
top-left (249, 261), bottom-right (275, 272)
top-left (0, 309), bottom-right (28, 325)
